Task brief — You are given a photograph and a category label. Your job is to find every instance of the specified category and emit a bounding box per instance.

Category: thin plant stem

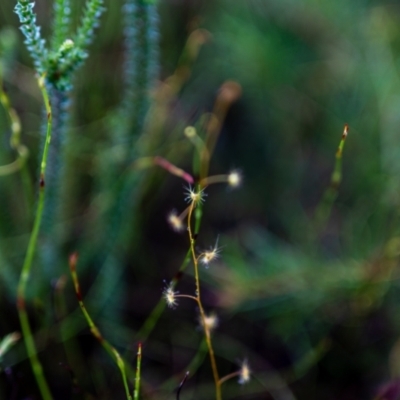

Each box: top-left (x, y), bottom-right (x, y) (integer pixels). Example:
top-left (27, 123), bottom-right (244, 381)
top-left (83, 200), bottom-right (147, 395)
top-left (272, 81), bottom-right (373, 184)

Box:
top-left (218, 371), bottom-right (240, 386)
top-left (175, 294), bottom-right (198, 302)
top-left (133, 342), bottom-right (142, 400)
top-left (314, 124), bottom-right (349, 229)
top-left (187, 201), bottom-right (221, 400)
top-left (200, 81), bottom-right (242, 180)
top-left (184, 126), bottom-right (207, 175)
top-left (68, 253), bottom-right (132, 400)
top-left (176, 371), bottom-right (190, 400)
top-left (16, 74), bottom-right (53, 400)
top-left (200, 174), bottom-right (229, 186)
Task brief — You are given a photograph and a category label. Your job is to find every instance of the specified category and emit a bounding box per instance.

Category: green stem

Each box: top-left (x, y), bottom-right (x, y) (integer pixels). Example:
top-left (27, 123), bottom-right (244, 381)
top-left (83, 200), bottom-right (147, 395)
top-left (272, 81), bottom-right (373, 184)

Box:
top-left (68, 253), bottom-right (132, 400)
top-left (187, 202), bottom-right (221, 400)
top-left (16, 74), bottom-right (53, 400)
top-left (133, 342), bottom-right (142, 400)
top-left (314, 124), bottom-right (349, 229)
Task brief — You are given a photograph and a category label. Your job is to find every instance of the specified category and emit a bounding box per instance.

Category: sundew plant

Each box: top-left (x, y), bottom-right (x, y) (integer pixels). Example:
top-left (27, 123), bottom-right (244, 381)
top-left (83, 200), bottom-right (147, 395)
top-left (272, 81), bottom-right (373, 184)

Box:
top-left (2, 1), bottom-right (400, 399)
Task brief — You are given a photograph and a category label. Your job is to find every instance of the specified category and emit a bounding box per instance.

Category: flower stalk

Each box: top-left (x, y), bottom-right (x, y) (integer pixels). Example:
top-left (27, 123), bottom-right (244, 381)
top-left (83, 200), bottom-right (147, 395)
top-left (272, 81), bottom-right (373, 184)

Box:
top-left (187, 198), bottom-right (221, 400)
top-left (16, 74), bottom-right (53, 400)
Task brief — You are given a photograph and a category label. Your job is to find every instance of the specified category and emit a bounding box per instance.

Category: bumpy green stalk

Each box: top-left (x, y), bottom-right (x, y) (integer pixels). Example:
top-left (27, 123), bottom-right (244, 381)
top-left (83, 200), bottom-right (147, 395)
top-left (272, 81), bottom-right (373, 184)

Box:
top-left (14, 1), bottom-right (106, 395)
top-left (15, 0), bottom-right (105, 274)
top-left (50, 0), bottom-right (71, 51)
top-left (14, 1), bottom-right (47, 74)
top-left (16, 74), bottom-right (53, 400)
top-left (88, 0), bottom-right (160, 337)
top-left (120, 0), bottom-right (159, 148)
top-left (75, 0), bottom-right (105, 49)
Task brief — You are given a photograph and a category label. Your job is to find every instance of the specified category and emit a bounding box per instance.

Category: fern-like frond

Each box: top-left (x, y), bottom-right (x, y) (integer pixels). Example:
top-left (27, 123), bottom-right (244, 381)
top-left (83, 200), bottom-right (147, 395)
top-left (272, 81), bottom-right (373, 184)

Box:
top-left (75, 0), bottom-right (105, 49)
top-left (50, 0), bottom-right (72, 51)
top-left (14, 1), bottom-right (47, 74)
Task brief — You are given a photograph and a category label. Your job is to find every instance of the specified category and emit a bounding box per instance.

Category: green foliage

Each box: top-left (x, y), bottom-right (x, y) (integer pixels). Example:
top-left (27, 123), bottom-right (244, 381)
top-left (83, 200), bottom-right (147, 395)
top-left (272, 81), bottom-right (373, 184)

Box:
top-left (75, 0), bottom-right (105, 49)
top-left (0, 332), bottom-right (20, 370)
top-left (50, 0), bottom-right (71, 51)
top-left (15, 0), bottom-right (104, 91)
top-left (14, 1), bottom-right (47, 73)
top-left (119, 0), bottom-right (159, 146)
top-left (0, 27), bottom-right (17, 77)
top-left (3, 0), bottom-right (400, 399)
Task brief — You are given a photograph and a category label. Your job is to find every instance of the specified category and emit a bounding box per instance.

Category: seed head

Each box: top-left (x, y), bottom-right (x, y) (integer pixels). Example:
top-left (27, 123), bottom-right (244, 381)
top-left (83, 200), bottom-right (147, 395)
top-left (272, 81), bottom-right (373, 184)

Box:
top-left (227, 170), bottom-right (242, 188)
top-left (199, 237), bottom-right (221, 267)
top-left (238, 359), bottom-right (251, 385)
top-left (200, 312), bottom-right (219, 332)
top-left (184, 185), bottom-right (207, 206)
top-left (163, 285), bottom-right (178, 309)
top-left (60, 38), bottom-right (74, 52)
top-left (184, 126), bottom-right (197, 138)
top-left (167, 210), bottom-right (184, 232)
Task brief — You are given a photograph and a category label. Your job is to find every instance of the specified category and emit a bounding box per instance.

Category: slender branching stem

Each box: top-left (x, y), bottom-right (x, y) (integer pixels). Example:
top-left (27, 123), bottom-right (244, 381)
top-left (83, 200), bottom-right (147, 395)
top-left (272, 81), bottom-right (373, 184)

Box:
top-left (68, 253), bottom-right (132, 400)
top-left (187, 201), bottom-right (221, 400)
top-left (16, 74), bottom-right (53, 400)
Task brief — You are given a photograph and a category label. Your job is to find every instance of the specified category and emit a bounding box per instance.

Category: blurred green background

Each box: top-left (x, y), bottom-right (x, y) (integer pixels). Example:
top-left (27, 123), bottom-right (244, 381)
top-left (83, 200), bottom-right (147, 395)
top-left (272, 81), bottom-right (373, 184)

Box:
top-left (2, 0), bottom-right (400, 399)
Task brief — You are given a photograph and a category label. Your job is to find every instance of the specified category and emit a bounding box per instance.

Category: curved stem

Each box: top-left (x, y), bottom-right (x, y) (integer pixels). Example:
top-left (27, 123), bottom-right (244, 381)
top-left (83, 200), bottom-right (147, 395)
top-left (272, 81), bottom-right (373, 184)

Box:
top-left (0, 78), bottom-right (33, 210)
top-left (187, 201), bottom-right (221, 400)
top-left (175, 294), bottom-right (199, 303)
top-left (200, 174), bottom-right (228, 186)
top-left (219, 371), bottom-right (240, 386)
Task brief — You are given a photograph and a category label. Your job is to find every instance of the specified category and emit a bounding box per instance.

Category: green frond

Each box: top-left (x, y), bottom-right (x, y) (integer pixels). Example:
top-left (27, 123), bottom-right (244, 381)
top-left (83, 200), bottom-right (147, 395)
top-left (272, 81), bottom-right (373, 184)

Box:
top-left (50, 0), bottom-right (72, 51)
top-left (14, 1), bottom-right (47, 74)
top-left (75, 0), bottom-right (105, 50)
